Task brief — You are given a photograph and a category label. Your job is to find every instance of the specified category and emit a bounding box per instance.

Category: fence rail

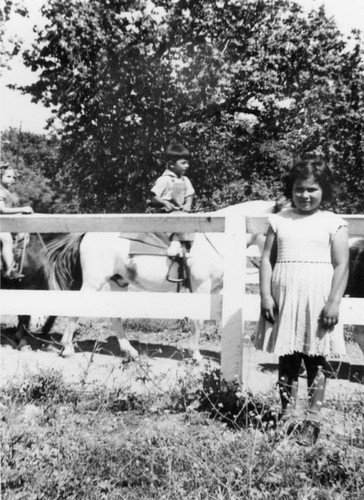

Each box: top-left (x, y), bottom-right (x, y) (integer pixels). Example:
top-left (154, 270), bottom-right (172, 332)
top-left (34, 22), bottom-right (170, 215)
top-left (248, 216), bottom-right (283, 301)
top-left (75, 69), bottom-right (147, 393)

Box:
top-left (1, 213), bottom-right (363, 382)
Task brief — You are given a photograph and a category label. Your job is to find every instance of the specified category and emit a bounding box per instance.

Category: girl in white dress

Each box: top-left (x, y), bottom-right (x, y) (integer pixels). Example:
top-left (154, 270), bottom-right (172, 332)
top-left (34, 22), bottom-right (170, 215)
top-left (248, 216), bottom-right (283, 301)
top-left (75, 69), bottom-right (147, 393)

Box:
top-left (255, 158), bottom-right (349, 444)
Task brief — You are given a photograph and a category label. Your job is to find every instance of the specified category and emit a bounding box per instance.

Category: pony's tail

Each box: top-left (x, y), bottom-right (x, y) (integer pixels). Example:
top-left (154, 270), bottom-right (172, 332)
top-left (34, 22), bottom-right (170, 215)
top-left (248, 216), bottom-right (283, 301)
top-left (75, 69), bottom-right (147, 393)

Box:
top-left (44, 234), bottom-right (84, 290)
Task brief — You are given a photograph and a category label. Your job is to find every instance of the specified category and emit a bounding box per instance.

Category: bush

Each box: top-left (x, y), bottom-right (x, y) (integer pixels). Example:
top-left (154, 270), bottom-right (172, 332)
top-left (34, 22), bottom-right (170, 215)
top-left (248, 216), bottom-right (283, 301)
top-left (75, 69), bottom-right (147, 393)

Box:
top-left (2, 369), bottom-right (68, 405)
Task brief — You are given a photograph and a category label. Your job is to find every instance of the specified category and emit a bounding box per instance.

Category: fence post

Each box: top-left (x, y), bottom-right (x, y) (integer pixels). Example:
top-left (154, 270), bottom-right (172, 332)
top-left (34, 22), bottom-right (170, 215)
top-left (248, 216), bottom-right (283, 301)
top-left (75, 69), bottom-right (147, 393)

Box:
top-left (220, 213), bottom-right (247, 384)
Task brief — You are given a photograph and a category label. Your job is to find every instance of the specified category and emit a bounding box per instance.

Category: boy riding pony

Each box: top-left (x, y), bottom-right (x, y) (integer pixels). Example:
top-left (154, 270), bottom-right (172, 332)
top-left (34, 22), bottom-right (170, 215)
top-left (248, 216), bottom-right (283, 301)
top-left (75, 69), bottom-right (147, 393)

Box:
top-left (150, 142), bottom-right (195, 258)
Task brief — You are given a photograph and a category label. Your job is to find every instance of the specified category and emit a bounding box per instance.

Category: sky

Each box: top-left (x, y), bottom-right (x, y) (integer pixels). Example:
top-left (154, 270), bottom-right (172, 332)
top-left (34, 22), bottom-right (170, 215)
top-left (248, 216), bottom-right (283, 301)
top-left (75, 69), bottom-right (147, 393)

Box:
top-left (1, 0), bottom-right (364, 135)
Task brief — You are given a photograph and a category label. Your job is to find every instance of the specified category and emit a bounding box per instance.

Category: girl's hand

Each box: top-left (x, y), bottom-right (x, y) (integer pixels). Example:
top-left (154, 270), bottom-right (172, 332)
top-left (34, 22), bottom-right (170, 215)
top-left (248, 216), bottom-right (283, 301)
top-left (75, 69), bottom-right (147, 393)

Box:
top-left (260, 295), bottom-right (277, 323)
top-left (320, 301), bottom-right (340, 328)
top-left (22, 206), bottom-right (34, 214)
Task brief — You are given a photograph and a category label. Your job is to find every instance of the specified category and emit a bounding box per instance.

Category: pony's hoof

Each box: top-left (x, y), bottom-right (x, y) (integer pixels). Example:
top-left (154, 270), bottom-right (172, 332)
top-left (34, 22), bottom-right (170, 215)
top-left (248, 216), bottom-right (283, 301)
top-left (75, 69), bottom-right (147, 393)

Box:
top-left (61, 345), bottom-right (75, 358)
top-left (191, 351), bottom-right (203, 364)
top-left (19, 342), bottom-right (31, 352)
top-left (118, 339), bottom-right (139, 360)
top-left (44, 343), bottom-right (61, 354)
top-left (29, 315), bottom-right (47, 333)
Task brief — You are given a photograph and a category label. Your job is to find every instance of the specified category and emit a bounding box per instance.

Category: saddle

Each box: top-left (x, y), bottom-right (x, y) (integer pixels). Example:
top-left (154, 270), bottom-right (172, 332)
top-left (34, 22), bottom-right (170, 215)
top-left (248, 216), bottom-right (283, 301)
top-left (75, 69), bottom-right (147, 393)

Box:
top-left (118, 232), bottom-right (192, 292)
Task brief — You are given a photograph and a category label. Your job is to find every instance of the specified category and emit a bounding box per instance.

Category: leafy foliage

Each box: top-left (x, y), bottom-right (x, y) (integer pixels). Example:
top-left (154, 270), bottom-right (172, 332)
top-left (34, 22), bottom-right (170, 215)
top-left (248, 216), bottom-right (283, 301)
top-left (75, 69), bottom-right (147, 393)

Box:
top-left (0, 0), bottom-right (28, 73)
top-left (11, 0), bottom-right (364, 213)
top-left (1, 128), bottom-right (59, 212)
top-left (197, 368), bottom-right (280, 430)
top-left (15, 368), bottom-right (67, 404)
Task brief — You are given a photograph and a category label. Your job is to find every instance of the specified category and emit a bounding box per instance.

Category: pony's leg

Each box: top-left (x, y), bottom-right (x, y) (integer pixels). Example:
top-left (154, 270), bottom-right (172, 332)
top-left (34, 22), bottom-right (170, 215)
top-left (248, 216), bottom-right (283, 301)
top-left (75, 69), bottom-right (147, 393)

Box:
top-left (104, 279), bottom-right (139, 359)
top-left (188, 279), bottom-right (216, 363)
top-left (29, 315), bottom-right (47, 333)
top-left (354, 325), bottom-right (364, 355)
top-left (60, 239), bottom-right (123, 357)
top-left (15, 316), bottom-right (32, 351)
top-left (15, 315), bottom-right (52, 352)
top-left (41, 316), bottom-right (57, 335)
top-left (111, 318), bottom-right (139, 359)
top-left (61, 317), bottom-right (79, 357)
top-left (61, 284), bottom-right (105, 357)
top-left (190, 319), bottom-right (203, 363)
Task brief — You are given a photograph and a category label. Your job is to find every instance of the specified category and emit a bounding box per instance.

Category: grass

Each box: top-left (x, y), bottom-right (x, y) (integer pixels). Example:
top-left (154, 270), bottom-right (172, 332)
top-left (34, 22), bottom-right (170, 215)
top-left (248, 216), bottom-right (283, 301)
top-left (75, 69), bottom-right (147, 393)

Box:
top-left (1, 366), bottom-right (363, 500)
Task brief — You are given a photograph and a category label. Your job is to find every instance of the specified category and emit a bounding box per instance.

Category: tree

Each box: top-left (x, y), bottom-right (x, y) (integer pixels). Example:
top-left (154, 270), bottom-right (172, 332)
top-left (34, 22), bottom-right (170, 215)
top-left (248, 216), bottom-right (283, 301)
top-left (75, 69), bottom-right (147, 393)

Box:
top-left (20, 0), bottom-right (364, 213)
top-left (1, 128), bottom-right (59, 213)
top-left (0, 0), bottom-right (28, 73)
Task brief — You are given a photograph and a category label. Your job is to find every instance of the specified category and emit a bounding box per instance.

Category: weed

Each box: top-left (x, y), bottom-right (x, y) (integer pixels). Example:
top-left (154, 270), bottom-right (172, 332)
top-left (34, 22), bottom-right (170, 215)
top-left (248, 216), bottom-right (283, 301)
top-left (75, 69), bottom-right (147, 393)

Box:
top-left (1, 368), bottom-right (69, 405)
top-left (0, 357), bottom-right (363, 499)
top-left (167, 364), bottom-right (280, 431)
top-left (1, 403), bottom-right (363, 500)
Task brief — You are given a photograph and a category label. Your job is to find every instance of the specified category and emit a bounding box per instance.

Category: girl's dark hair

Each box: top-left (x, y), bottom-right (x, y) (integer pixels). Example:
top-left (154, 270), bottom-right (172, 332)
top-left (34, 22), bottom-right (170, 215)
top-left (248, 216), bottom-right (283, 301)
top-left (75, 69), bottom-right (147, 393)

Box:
top-left (0, 163), bottom-right (17, 177)
top-left (166, 142), bottom-right (190, 161)
top-left (282, 158), bottom-right (336, 204)
top-left (0, 162), bottom-right (10, 173)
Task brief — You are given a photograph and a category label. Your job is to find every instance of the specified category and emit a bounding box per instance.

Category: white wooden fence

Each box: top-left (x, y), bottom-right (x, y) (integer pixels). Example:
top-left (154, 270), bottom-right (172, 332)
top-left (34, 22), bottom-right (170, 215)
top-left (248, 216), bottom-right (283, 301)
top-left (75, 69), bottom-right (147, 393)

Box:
top-left (0, 213), bottom-right (363, 382)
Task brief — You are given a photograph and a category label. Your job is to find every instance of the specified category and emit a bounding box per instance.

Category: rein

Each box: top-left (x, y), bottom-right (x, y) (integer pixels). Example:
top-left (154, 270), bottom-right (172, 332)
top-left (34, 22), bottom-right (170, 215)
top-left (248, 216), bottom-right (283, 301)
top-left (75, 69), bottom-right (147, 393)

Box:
top-left (203, 234), bottom-right (223, 258)
top-left (36, 233), bottom-right (47, 251)
top-left (17, 233), bottom-right (47, 276)
top-left (18, 235), bottom-right (28, 275)
top-left (16, 233), bottom-right (31, 276)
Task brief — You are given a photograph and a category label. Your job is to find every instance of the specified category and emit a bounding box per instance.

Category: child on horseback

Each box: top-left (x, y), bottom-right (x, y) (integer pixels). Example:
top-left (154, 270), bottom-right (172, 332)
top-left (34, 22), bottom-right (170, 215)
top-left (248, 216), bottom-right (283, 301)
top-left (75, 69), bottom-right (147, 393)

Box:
top-left (150, 142), bottom-right (195, 257)
top-left (255, 157), bottom-right (349, 445)
top-left (0, 162), bottom-right (34, 280)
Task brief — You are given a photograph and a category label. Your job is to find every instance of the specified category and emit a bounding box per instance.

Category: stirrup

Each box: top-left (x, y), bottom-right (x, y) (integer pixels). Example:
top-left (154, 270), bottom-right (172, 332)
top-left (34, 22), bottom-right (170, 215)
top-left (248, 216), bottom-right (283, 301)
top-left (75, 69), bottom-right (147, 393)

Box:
top-left (166, 257), bottom-right (184, 283)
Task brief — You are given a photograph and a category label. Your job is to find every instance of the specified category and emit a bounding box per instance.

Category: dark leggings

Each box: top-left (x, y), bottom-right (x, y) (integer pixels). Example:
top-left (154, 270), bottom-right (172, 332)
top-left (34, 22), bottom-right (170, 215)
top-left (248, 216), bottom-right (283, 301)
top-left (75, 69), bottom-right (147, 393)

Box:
top-left (278, 352), bottom-right (328, 413)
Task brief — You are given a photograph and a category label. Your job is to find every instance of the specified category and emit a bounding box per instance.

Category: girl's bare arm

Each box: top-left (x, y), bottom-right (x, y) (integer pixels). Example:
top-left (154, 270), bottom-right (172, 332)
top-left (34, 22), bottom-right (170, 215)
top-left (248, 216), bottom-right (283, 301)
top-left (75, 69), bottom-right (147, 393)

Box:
top-left (320, 226), bottom-right (350, 327)
top-left (0, 201), bottom-right (33, 214)
top-left (260, 226), bottom-right (277, 323)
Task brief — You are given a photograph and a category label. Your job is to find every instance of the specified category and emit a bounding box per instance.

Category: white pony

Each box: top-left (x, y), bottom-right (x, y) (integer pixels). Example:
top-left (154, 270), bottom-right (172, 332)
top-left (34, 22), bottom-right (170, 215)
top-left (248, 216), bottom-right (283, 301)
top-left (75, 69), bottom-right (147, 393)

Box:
top-left (44, 200), bottom-right (278, 360)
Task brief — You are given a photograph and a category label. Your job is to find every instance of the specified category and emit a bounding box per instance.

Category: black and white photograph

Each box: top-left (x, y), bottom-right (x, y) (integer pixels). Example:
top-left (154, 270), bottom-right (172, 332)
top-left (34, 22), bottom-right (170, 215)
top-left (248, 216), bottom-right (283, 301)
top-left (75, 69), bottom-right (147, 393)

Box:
top-left (1, 0), bottom-right (364, 498)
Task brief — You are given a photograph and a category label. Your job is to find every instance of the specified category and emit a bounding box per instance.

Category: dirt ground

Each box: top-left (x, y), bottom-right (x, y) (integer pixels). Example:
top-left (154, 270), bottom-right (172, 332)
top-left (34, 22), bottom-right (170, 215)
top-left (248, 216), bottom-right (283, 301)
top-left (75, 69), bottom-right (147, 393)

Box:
top-left (1, 315), bottom-right (363, 399)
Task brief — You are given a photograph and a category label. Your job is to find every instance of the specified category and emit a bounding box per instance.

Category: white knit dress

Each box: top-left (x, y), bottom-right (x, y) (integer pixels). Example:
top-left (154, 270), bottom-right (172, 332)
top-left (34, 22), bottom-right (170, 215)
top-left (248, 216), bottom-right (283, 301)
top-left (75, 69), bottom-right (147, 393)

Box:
top-left (255, 209), bottom-right (347, 358)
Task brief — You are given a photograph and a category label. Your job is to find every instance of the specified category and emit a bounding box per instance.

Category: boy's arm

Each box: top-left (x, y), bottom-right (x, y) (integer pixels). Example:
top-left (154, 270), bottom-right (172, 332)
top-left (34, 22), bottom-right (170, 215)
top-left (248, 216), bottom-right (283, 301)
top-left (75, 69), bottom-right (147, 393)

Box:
top-left (320, 226), bottom-right (349, 327)
top-left (182, 195), bottom-right (193, 212)
top-left (150, 193), bottom-right (180, 212)
top-left (260, 226), bottom-right (277, 323)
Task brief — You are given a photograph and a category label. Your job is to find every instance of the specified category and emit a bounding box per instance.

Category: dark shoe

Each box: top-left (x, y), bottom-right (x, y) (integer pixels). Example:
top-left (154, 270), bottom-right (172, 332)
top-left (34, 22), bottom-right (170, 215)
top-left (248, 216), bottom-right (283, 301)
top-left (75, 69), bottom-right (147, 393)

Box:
top-left (296, 419), bottom-right (320, 446)
top-left (286, 420), bottom-right (303, 437)
top-left (281, 413), bottom-right (302, 437)
top-left (3, 269), bottom-right (25, 281)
